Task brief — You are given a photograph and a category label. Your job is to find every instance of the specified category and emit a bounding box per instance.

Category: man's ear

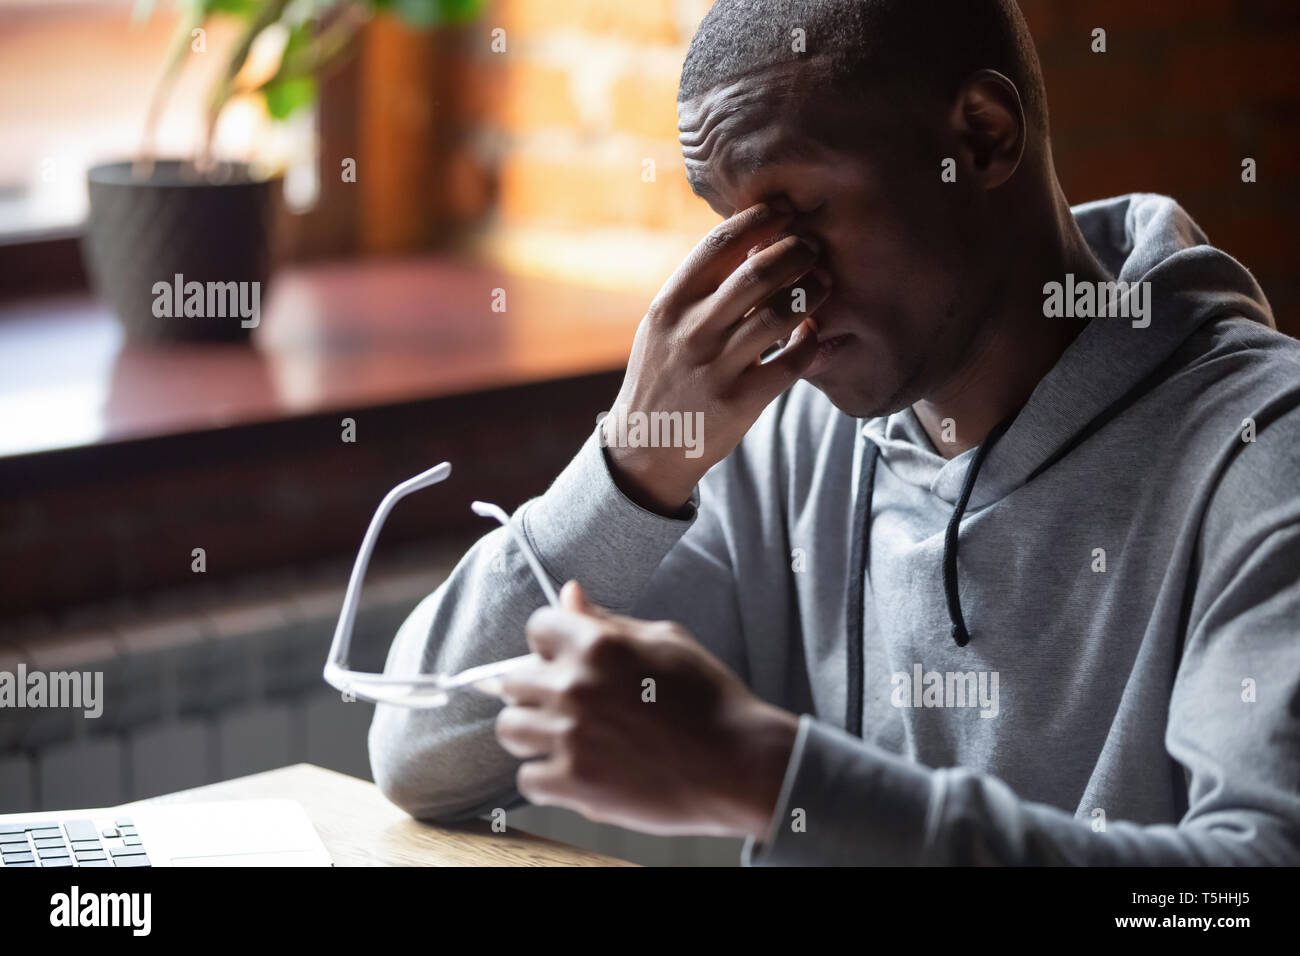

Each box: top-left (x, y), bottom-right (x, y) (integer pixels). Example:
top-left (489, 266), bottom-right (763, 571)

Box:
top-left (947, 69), bottom-right (1025, 190)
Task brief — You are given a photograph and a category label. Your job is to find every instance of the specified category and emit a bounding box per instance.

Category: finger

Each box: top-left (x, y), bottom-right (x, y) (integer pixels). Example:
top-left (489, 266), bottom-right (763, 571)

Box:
top-left (743, 316), bottom-right (822, 402)
top-left (524, 605), bottom-right (590, 660)
top-left (706, 234), bottom-right (821, 336)
top-left (495, 705), bottom-right (567, 759)
top-left (560, 580), bottom-right (607, 618)
top-left (558, 581), bottom-right (644, 639)
top-left (720, 267), bottom-right (832, 372)
top-left (516, 757), bottom-right (584, 812)
top-left (661, 200), bottom-right (796, 307)
top-left (498, 658), bottom-right (563, 706)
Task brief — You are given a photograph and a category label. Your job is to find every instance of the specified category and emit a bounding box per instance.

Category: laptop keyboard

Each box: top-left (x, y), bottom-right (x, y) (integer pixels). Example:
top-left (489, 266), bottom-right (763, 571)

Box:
top-left (0, 817), bottom-right (151, 867)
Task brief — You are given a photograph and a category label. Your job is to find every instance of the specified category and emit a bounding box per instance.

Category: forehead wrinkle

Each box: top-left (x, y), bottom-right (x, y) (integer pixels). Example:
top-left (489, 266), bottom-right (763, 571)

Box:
top-left (681, 113), bottom-right (754, 195)
top-left (678, 78), bottom-right (770, 143)
top-left (684, 122), bottom-right (827, 198)
top-left (679, 99), bottom-right (768, 179)
top-left (678, 57), bottom-right (836, 139)
top-left (680, 92), bottom-right (818, 198)
top-left (679, 61), bottom-right (843, 197)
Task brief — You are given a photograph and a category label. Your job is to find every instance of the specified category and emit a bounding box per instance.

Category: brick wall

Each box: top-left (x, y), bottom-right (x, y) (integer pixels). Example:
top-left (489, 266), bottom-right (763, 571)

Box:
top-left (1022, 0), bottom-right (1300, 337)
top-left (447, 0), bottom-right (716, 296)
top-left (449, 0), bottom-right (1299, 335)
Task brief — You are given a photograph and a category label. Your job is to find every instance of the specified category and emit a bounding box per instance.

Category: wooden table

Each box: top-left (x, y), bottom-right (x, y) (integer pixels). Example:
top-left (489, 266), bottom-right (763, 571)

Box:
top-left (135, 763), bottom-right (633, 867)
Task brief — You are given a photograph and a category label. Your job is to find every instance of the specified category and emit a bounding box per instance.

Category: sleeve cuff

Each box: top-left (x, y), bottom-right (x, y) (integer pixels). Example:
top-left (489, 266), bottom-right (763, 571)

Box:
top-left (521, 425), bottom-right (699, 612)
top-left (742, 715), bottom-right (940, 866)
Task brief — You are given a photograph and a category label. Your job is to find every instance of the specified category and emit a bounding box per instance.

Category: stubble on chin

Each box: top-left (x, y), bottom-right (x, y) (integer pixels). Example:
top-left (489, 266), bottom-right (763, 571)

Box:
top-left (810, 355), bottom-right (925, 421)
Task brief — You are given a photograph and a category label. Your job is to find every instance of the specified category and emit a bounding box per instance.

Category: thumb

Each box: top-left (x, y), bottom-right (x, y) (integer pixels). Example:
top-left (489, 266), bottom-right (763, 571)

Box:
top-left (750, 316), bottom-right (820, 397)
top-left (560, 580), bottom-right (607, 617)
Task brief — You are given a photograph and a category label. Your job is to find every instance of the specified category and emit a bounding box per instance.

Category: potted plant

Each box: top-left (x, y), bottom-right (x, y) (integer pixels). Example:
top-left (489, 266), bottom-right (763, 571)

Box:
top-left (82, 0), bottom-right (483, 343)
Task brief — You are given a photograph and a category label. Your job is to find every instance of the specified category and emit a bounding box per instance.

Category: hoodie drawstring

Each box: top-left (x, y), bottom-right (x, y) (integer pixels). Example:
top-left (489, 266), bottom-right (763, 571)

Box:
top-left (844, 440), bottom-right (879, 738)
top-left (846, 417), bottom-right (1012, 736)
top-left (942, 417), bottom-right (1013, 647)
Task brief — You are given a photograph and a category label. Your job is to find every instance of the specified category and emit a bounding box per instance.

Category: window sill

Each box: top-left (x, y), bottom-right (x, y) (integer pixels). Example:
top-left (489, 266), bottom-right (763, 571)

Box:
top-left (0, 254), bottom-right (643, 617)
top-left (0, 253), bottom-right (642, 459)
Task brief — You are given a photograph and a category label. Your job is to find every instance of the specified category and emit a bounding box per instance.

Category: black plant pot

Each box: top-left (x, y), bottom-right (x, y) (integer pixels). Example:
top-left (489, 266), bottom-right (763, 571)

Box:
top-left (83, 160), bottom-right (279, 343)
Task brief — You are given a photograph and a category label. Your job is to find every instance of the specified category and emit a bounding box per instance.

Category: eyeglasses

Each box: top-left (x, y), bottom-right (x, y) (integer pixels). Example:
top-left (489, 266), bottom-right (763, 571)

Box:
top-left (323, 462), bottom-right (551, 707)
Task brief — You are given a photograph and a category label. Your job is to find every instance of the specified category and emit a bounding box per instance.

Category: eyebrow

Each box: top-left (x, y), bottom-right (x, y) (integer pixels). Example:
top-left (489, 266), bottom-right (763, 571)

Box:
top-left (734, 136), bottom-right (823, 172)
top-left (687, 134), bottom-right (825, 204)
top-left (723, 136), bottom-right (826, 191)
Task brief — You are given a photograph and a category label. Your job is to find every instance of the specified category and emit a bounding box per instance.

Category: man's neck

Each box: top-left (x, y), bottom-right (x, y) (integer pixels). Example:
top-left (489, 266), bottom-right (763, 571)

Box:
top-left (912, 193), bottom-right (1109, 459)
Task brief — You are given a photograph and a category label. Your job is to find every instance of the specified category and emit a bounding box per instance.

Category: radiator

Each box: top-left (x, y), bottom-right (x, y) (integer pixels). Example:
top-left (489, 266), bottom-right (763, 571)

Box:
top-left (0, 545), bottom-right (741, 866)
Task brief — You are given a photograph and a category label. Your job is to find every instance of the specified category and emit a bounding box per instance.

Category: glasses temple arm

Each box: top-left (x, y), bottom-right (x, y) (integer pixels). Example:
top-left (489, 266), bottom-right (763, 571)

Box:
top-left (471, 501), bottom-right (560, 606)
top-left (325, 462), bottom-right (451, 679)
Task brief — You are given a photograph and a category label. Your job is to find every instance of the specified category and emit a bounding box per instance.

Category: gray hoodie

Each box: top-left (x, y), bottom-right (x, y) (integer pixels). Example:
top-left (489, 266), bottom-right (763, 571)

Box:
top-left (369, 194), bottom-right (1300, 865)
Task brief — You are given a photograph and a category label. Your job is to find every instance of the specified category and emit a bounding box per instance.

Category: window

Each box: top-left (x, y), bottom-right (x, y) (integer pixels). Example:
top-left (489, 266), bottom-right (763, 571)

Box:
top-left (0, 0), bottom-right (313, 238)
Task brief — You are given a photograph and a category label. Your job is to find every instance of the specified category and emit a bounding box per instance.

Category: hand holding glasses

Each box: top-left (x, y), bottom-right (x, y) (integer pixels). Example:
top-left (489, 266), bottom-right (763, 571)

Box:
top-left (322, 463), bottom-right (555, 707)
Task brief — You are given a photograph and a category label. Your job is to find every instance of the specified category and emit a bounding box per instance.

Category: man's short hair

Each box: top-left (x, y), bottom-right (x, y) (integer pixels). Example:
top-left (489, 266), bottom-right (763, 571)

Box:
top-left (679, 0), bottom-right (1049, 132)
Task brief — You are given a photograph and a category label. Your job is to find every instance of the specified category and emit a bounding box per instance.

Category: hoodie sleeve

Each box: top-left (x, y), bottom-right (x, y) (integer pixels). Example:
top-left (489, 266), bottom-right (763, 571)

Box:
top-left (745, 418), bottom-right (1300, 867)
top-left (368, 426), bottom-right (749, 821)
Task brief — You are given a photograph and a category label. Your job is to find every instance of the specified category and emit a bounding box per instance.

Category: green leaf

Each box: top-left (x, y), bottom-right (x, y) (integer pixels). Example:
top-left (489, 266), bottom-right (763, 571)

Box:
top-left (281, 19), bottom-right (314, 61)
top-left (263, 75), bottom-right (318, 118)
top-left (383, 0), bottom-right (487, 28)
top-left (206, 0), bottom-right (262, 14)
top-left (136, 0), bottom-right (260, 23)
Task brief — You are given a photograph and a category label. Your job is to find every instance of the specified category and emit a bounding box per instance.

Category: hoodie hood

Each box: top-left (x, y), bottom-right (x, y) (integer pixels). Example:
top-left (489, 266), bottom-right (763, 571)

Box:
top-left (850, 193), bottom-right (1276, 654)
top-left (863, 193), bottom-right (1274, 509)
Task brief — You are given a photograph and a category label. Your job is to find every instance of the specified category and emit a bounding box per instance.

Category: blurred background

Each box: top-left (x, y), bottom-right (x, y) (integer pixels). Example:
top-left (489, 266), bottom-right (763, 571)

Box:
top-left (0, 0), bottom-right (1297, 866)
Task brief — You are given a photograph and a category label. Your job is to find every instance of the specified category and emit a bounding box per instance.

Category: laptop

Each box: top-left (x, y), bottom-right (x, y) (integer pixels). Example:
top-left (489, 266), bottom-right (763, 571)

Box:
top-left (0, 799), bottom-right (332, 867)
